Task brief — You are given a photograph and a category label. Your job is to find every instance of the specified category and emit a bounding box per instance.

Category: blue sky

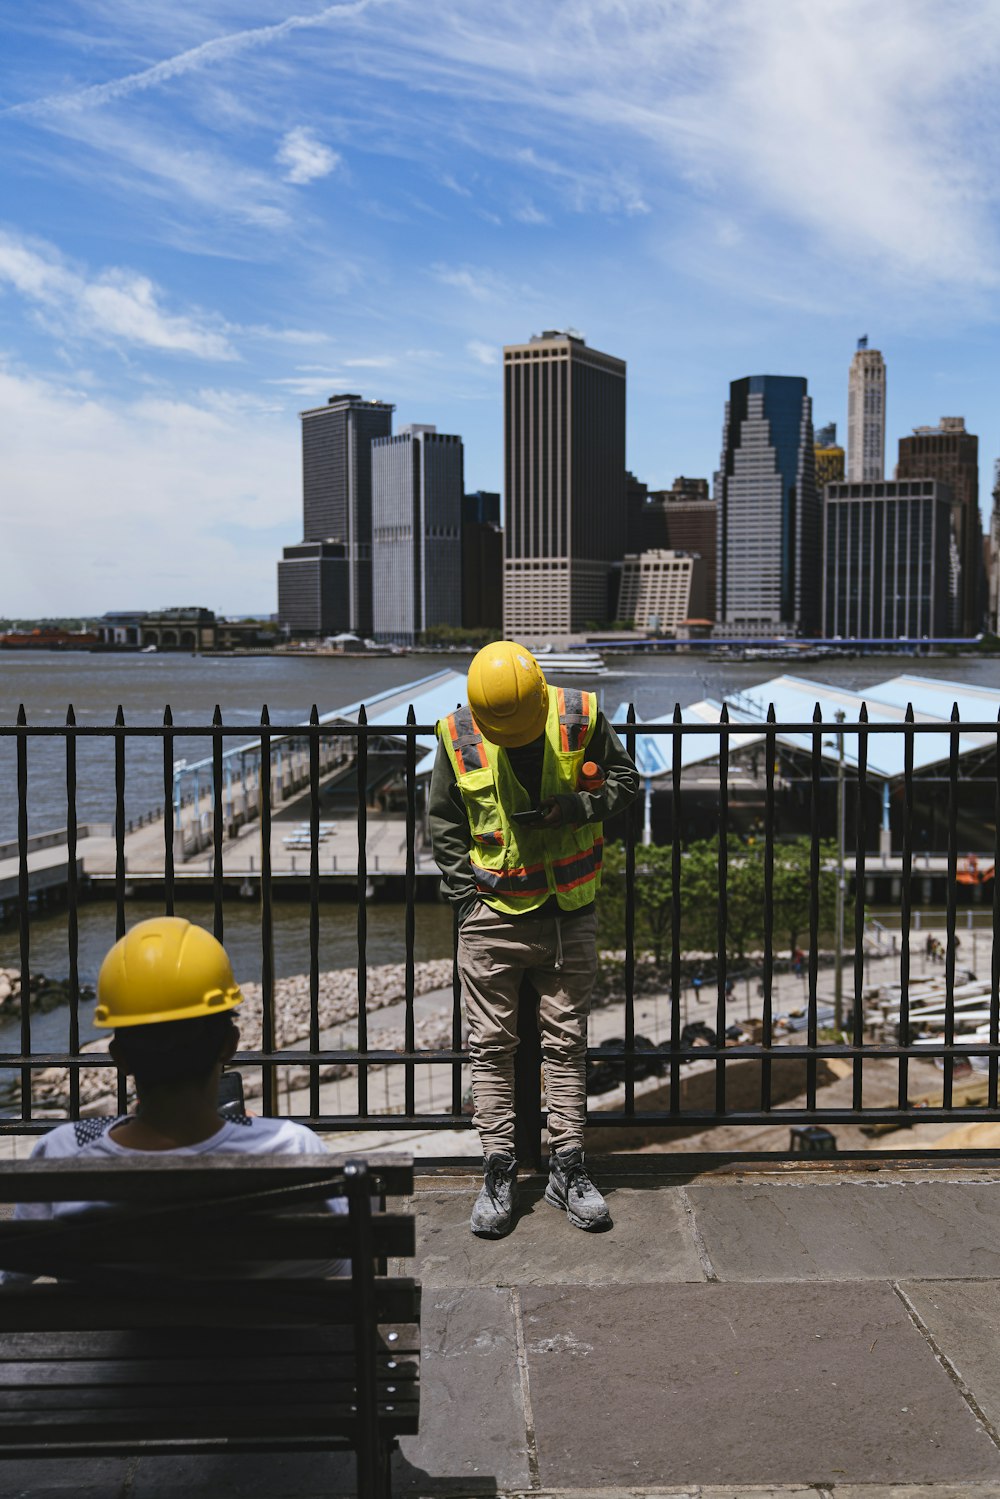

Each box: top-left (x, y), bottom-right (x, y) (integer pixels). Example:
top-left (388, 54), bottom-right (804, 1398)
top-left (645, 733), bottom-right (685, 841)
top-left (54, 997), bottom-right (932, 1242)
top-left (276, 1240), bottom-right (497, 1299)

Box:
top-left (3, 0), bottom-right (1000, 616)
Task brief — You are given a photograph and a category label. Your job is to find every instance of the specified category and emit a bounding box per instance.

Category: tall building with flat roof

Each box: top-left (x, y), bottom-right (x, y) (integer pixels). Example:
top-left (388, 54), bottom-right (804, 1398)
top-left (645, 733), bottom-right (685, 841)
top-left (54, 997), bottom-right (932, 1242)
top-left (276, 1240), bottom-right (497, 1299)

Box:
top-left (824, 480), bottom-right (952, 638)
top-left (847, 342), bottom-right (886, 483)
top-left (462, 492), bottom-right (503, 631)
top-left (371, 426), bottom-right (463, 644)
top-left (897, 417), bottom-right (982, 635)
top-left (647, 478), bottom-right (716, 620)
top-left (503, 330), bottom-right (626, 639)
top-left (618, 550), bottom-right (707, 635)
top-left (716, 375), bottom-right (820, 634)
top-left (277, 392), bottom-right (394, 637)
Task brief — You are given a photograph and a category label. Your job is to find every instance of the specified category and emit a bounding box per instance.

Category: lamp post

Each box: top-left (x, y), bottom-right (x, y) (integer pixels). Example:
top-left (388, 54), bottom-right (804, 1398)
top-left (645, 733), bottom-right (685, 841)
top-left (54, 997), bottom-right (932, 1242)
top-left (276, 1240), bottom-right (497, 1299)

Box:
top-left (834, 709), bottom-right (846, 1033)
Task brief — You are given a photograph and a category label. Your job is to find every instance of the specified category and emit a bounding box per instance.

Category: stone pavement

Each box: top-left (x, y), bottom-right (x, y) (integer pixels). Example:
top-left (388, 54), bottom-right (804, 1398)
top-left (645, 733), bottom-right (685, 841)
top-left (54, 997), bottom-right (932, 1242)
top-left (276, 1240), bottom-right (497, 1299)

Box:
top-left (6, 1156), bottom-right (1000, 1496)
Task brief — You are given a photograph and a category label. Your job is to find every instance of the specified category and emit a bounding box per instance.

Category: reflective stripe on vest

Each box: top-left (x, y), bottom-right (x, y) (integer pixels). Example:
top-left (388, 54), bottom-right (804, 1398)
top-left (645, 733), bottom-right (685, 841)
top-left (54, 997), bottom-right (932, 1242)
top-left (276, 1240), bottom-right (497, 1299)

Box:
top-left (444, 711), bottom-right (488, 776)
top-left (556, 687), bottom-right (592, 752)
top-left (437, 688), bottom-right (602, 914)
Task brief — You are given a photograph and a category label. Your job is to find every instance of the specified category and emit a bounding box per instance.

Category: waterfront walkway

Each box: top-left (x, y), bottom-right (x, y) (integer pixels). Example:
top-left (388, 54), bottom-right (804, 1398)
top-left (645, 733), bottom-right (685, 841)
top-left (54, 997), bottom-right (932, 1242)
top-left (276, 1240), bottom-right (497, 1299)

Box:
top-left (5, 1154), bottom-right (1000, 1496)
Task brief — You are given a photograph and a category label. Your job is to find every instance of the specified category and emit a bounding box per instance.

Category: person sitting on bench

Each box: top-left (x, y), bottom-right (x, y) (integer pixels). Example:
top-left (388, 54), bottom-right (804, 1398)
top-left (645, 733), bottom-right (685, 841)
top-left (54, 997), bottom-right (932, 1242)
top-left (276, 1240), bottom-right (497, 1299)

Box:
top-left (4, 916), bottom-right (346, 1275)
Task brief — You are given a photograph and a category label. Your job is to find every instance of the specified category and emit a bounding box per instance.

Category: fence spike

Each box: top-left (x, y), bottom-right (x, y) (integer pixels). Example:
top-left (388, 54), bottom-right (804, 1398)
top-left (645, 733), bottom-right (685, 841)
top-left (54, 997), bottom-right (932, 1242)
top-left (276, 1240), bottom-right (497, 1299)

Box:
top-left (673, 703), bottom-right (682, 723)
top-left (813, 702), bottom-right (821, 723)
top-left (163, 705), bottom-right (173, 726)
top-left (767, 702), bottom-right (776, 723)
top-left (951, 702), bottom-right (960, 723)
top-left (720, 702), bottom-right (729, 723)
top-left (212, 704), bottom-right (222, 727)
top-left (859, 702), bottom-right (869, 722)
top-left (905, 702), bottom-right (914, 722)
top-left (358, 703), bottom-right (368, 724)
top-left (115, 704), bottom-right (124, 726)
top-left (627, 702), bottom-right (636, 723)
top-left (260, 704), bottom-right (270, 725)
top-left (16, 704), bottom-right (25, 726)
top-left (65, 704), bottom-right (76, 726)
top-left (407, 703), bottom-right (416, 724)
top-left (310, 703), bottom-right (319, 725)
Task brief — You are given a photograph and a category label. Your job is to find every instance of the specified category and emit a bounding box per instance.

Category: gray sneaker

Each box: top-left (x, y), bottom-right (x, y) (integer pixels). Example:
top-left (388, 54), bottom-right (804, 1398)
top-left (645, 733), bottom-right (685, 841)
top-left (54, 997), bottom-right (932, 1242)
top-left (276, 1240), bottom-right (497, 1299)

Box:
top-left (545, 1147), bottom-right (612, 1230)
top-left (470, 1153), bottom-right (519, 1238)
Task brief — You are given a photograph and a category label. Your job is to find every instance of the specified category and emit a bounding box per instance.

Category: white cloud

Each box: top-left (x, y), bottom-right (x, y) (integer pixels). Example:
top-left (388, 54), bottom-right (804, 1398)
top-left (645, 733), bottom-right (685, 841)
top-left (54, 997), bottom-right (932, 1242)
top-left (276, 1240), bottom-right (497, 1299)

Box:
top-left (4, 0), bottom-right (383, 119)
top-left (466, 339), bottom-right (497, 366)
top-left (0, 362), bottom-right (295, 614)
top-left (276, 127), bottom-right (341, 185)
top-left (290, 0), bottom-right (1000, 290)
top-left (0, 232), bottom-right (235, 359)
top-left (513, 201), bottom-right (548, 225)
top-left (431, 263), bottom-right (510, 302)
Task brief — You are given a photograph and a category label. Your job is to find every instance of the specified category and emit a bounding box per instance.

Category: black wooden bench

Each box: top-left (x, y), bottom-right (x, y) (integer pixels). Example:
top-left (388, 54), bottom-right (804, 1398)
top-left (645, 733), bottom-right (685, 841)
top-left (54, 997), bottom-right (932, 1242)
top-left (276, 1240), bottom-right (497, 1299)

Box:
top-left (0, 1152), bottom-right (419, 1499)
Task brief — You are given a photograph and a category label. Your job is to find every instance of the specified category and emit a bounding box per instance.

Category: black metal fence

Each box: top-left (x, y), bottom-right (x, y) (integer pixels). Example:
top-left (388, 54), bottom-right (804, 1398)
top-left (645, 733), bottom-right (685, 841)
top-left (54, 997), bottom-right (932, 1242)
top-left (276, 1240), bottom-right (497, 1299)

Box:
top-left (2, 704), bottom-right (999, 1160)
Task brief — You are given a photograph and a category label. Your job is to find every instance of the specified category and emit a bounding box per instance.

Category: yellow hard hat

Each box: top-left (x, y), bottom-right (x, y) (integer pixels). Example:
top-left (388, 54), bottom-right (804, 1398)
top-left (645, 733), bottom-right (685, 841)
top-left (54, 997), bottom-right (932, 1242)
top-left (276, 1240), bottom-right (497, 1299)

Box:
top-left (468, 640), bottom-right (549, 748)
top-left (95, 917), bottom-right (244, 1028)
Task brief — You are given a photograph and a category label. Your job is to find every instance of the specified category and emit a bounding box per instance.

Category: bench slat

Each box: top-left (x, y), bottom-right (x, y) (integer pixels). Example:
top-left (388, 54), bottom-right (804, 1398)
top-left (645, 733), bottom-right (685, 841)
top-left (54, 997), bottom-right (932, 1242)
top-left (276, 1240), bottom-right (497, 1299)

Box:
top-left (0, 1387), bottom-right (420, 1415)
top-left (0, 1282), bottom-right (420, 1330)
top-left (0, 1212), bottom-right (415, 1264)
top-left (0, 1328), bottom-right (419, 1361)
top-left (0, 1408), bottom-right (421, 1439)
top-left (0, 1356), bottom-right (418, 1387)
top-left (0, 1155), bottom-right (414, 1201)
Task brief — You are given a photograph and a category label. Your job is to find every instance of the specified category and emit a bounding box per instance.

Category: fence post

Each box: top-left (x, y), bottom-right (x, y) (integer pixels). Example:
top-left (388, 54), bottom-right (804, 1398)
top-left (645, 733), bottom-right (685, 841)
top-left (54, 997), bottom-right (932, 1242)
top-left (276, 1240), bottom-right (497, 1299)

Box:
top-left (514, 977), bottom-right (543, 1169)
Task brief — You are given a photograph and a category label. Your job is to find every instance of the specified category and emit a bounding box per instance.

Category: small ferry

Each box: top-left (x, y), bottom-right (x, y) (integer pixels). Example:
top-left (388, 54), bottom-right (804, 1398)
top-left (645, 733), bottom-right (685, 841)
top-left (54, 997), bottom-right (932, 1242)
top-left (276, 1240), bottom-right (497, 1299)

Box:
top-left (534, 648), bottom-right (608, 677)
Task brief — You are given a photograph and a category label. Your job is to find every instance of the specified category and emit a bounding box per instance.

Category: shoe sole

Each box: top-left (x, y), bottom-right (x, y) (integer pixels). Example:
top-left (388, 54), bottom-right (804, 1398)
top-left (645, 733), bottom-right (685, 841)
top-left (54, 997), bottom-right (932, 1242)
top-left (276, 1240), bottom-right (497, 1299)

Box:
top-left (470, 1220), bottom-right (515, 1238)
top-left (544, 1182), bottom-right (612, 1231)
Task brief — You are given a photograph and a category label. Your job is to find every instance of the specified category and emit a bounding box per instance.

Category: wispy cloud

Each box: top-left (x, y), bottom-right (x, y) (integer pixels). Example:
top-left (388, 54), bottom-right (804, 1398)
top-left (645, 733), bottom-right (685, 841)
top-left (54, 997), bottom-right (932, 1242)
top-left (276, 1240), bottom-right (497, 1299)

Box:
top-left (276, 126), bottom-right (341, 184)
top-left (0, 232), bottom-right (235, 359)
top-left (4, 0), bottom-right (383, 119)
top-left (431, 263), bottom-right (512, 302)
top-left (466, 339), bottom-right (497, 366)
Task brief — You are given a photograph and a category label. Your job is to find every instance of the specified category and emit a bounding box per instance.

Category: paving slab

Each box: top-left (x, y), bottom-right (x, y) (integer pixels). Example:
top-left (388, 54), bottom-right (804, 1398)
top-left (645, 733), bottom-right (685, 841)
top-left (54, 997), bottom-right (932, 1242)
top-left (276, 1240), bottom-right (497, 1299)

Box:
top-left (519, 1282), bottom-right (1000, 1487)
top-left (834, 1488), bottom-right (1000, 1498)
top-left (396, 1287), bottom-right (529, 1493)
top-left (687, 1180), bottom-right (1000, 1280)
top-left (896, 1280), bottom-right (1000, 1439)
top-left (124, 1288), bottom-right (521, 1497)
top-left (409, 1183), bottom-right (704, 1288)
top-left (0, 1456), bottom-right (132, 1498)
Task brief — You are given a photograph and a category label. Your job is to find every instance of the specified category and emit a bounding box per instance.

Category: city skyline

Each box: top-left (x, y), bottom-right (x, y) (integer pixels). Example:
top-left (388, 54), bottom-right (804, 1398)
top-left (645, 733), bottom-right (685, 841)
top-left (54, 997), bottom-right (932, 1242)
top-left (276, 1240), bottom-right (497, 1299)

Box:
top-left (4, 2), bottom-right (1000, 614)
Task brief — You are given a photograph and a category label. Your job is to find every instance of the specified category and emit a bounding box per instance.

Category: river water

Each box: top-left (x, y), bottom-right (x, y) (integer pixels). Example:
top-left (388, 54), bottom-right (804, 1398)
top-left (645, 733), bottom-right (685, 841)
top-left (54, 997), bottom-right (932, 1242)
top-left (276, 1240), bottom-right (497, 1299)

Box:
top-left (2, 648), bottom-right (999, 1053)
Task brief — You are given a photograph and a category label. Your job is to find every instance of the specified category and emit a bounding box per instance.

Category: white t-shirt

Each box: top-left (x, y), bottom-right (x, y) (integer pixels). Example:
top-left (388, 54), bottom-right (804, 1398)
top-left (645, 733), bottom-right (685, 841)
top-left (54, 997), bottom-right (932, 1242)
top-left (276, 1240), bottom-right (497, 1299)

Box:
top-left (2, 1115), bottom-right (350, 1281)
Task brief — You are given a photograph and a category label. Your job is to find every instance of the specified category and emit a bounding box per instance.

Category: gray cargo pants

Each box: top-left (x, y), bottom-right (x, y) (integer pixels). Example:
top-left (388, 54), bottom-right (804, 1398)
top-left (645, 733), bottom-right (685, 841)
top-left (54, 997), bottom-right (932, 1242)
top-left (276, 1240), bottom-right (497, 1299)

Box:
top-left (457, 900), bottom-right (597, 1156)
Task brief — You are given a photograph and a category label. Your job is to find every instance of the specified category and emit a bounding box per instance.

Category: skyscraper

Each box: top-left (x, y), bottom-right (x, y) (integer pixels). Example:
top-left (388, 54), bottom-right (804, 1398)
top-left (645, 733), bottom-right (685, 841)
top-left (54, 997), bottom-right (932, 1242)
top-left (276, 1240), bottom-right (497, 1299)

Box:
top-left (503, 331), bottom-right (626, 639)
top-left (716, 375), bottom-right (820, 634)
top-left (277, 393), bottom-right (394, 636)
top-left (371, 425), bottom-right (464, 644)
top-left (462, 491), bottom-right (503, 631)
top-left (847, 342), bottom-right (886, 483)
top-left (897, 417), bottom-right (982, 635)
top-left (824, 481), bottom-right (952, 638)
top-left (650, 479), bottom-right (716, 621)
top-left (815, 421), bottom-right (846, 488)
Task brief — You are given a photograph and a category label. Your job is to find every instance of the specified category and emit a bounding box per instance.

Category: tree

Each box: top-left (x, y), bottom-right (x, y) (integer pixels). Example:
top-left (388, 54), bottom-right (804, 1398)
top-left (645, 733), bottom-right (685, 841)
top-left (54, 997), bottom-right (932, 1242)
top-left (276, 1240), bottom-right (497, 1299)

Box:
top-left (598, 834), bottom-right (843, 966)
top-left (598, 842), bottom-right (675, 965)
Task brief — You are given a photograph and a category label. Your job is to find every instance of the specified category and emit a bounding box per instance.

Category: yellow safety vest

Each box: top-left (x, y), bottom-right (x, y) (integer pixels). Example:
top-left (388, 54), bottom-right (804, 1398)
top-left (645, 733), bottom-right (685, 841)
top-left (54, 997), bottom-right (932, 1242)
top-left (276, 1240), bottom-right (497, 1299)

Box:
top-left (439, 686), bottom-right (603, 915)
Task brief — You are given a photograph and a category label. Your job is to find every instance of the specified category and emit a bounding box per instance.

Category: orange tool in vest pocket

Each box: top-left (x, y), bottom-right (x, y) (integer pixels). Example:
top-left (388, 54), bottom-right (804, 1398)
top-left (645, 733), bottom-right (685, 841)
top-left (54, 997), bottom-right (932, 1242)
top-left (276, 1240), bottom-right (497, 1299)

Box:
top-left (577, 761), bottom-right (605, 793)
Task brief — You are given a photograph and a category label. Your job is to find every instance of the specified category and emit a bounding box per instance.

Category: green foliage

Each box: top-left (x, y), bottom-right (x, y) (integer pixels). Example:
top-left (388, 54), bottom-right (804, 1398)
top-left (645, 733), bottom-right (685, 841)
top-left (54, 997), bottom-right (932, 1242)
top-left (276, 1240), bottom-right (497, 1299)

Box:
top-left (598, 835), bottom-right (844, 965)
top-left (420, 624), bottom-right (494, 648)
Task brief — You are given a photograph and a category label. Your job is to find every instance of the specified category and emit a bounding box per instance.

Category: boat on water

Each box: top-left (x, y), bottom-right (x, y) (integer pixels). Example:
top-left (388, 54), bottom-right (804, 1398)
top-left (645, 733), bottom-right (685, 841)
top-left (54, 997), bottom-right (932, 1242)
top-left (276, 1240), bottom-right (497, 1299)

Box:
top-left (534, 647), bottom-right (608, 677)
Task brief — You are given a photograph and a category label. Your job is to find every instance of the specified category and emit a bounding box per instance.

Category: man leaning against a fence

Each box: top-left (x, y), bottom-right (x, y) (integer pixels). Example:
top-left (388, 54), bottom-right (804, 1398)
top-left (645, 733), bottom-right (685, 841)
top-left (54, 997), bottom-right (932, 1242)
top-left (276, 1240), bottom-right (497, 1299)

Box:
top-left (429, 640), bottom-right (638, 1238)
